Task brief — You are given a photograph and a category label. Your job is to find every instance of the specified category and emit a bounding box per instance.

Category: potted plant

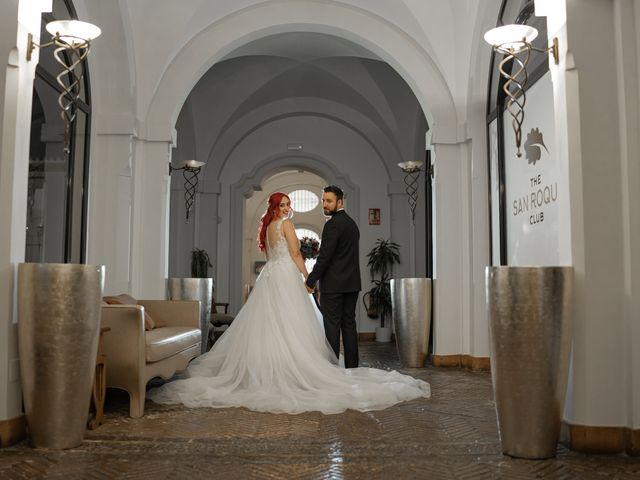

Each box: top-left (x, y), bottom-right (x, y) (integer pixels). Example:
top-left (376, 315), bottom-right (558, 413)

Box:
top-left (365, 239), bottom-right (400, 342)
top-left (191, 248), bottom-right (212, 278)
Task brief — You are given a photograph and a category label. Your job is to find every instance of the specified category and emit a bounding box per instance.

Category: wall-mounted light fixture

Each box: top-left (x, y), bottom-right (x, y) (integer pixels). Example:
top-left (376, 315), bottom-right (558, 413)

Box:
top-left (484, 24), bottom-right (559, 158)
top-left (27, 20), bottom-right (102, 155)
top-left (398, 161), bottom-right (424, 223)
top-left (169, 160), bottom-right (205, 223)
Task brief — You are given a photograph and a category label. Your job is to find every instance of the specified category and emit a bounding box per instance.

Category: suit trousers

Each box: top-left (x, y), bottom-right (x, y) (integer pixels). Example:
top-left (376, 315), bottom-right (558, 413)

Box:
top-left (319, 292), bottom-right (359, 368)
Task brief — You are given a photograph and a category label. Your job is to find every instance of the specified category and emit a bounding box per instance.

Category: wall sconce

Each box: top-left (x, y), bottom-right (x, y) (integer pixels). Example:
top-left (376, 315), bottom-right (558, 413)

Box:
top-left (484, 24), bottom-right (559, 158)
top-left (27, 20), bottom-right (102, 155)
top-left (397, 161), bottom-right (424, 223)
top-left (169, 160), bottom-right (205, 223)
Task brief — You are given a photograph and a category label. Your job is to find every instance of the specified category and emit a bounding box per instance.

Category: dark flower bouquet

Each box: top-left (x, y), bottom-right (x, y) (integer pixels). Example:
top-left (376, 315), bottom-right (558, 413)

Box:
top-left (299, 236), bottom-right (320, 260)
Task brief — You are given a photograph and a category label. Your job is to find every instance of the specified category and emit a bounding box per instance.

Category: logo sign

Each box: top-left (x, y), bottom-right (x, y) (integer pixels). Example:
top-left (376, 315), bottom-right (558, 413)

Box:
top-left (524, 127), bottom-right (548, 165)
top-left (511, 127), bottom-right (558, 228)
top-left (504, 72), bottom-right (569, 265)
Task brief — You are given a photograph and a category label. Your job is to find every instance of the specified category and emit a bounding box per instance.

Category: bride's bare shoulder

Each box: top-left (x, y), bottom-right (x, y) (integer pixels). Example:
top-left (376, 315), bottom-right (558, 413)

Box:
top-left (281, 218), bottom-right (296, 232)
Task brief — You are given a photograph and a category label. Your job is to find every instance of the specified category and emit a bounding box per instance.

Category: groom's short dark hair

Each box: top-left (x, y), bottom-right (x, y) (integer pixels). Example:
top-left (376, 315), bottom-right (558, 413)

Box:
top-left (323, 185), bottom-right (344, 201)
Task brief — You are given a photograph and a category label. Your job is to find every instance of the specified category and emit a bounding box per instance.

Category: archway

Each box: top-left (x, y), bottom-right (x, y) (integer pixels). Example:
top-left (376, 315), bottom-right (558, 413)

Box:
top-left (143, 1), bottom-right (456, 143)
top-left (156, 3), bottom-right (443, 334)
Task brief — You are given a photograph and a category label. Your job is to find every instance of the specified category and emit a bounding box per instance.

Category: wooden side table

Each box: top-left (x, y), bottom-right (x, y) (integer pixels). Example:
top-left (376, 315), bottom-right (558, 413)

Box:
top-left (88, 326), bottom-right (110, 430)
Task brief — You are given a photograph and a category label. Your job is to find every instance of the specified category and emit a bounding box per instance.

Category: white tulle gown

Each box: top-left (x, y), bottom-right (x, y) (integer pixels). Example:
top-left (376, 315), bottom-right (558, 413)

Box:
top-left (148, 218), bottom-right (430, 414)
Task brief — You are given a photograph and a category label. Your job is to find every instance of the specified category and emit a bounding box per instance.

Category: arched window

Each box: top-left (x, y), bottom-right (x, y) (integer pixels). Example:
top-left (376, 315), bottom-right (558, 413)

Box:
top-left (26, 0), bottom-right (93, 263)
top-left (289, 189), bottom-right (319, 213)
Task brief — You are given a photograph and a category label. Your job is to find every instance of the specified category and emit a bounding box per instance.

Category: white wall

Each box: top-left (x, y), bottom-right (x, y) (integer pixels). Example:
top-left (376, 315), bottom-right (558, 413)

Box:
top-left (545, 0), bottom-right (640, 430)
top-left (0, 0), bottom-right (51, 422)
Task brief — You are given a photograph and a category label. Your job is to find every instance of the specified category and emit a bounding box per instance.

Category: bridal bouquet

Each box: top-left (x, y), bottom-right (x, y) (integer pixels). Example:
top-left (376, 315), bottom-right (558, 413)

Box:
top-left (299, 237), bottom-right (320, 260)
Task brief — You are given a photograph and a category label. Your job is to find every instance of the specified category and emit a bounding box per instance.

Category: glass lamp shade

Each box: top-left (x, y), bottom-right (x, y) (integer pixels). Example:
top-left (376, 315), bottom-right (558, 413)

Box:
top-left (398, 161), bottom-right (424, 173)
top-left (183, 160), bottom-right (205, 169)
top-left (484, 24), bottom-right (538, 52)
top-left (46, 20), bottom-right (102, 46)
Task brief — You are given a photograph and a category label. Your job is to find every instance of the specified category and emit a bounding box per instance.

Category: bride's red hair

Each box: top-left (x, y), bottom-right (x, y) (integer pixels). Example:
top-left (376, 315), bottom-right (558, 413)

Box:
top-left (257, 192), bottom-right (291, 252)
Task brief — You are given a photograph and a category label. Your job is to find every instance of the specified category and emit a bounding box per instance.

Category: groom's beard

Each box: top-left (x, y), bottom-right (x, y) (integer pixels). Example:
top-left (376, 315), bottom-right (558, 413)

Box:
top-left (323, 207), bottom-right (338, 216)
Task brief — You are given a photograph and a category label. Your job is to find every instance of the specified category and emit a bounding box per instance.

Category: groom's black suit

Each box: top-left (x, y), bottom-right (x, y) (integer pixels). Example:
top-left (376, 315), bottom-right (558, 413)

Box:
top-left (306, 210), bottom-right (361, 367)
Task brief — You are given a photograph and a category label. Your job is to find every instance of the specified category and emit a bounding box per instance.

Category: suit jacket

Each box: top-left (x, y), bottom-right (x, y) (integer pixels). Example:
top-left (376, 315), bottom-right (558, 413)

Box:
top-left (306, 210), bottom-right (361, 293)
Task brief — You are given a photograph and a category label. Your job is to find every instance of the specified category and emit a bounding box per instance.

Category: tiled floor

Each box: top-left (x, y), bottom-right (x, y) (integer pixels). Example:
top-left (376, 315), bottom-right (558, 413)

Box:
top-left (1, 342), bottom-right (639, 479)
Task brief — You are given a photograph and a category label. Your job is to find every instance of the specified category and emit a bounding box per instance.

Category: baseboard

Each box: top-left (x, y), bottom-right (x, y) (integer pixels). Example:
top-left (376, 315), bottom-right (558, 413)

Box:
top-left (431, 354), bottom-right (490, 371)
top-left (561, 422), bottom-right (639, 456)
top-left (0, 415), bottom-right (26, 447)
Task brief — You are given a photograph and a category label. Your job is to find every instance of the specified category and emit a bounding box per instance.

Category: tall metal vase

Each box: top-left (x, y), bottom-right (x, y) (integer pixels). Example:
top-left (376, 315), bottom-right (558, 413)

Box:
top-left (390, 278), bottom-right (432, 367)
top-left (18, 263), bottom-right (105, 449)
top-left (166, 277), bottom-right (213, 353)
top-left (486, 266), bottom-right (573, 459)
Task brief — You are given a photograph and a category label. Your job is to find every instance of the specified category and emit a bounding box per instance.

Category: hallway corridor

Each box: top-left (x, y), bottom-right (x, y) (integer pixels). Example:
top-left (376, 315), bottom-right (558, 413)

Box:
top-left (1, 342), bottom-right (638, 479)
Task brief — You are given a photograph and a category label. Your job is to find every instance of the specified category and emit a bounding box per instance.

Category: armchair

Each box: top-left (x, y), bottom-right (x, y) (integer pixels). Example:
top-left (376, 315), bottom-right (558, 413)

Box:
top-left (101, 300), bottom-right (201, 417)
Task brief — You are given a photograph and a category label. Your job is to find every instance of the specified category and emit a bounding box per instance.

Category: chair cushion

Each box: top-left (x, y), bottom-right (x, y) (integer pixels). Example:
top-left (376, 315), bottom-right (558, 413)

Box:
top-left (104, 294), bottom-right (156, 330)
top-left (211, 313), bottom-right (234, 326)
top-left (145, 326), bottom-right (201, 363)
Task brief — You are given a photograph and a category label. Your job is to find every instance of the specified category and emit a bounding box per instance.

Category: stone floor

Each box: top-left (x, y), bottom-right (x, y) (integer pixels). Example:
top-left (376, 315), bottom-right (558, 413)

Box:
top-left (1, 342), bottom-right (639, 479)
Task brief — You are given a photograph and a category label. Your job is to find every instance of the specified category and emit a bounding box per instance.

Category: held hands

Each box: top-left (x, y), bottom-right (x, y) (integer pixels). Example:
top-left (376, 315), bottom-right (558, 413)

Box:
top-left (305, 281), bottom-right (320, 306)
top-left (304, 278), bottom-right (317, 294)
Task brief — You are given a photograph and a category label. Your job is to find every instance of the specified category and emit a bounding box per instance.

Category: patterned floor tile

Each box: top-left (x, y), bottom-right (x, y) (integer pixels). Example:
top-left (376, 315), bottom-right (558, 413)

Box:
top-left (1, 342), bottom-right (638, 479)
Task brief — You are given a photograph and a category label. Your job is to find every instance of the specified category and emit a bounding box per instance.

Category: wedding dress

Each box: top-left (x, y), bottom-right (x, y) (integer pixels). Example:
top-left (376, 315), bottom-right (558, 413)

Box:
top-left (148, 218), bottom-right (430, 414)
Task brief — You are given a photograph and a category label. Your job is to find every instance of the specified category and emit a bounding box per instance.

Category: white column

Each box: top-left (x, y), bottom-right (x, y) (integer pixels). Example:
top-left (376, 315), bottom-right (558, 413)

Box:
top-left (87, 132), bottom-right (172, 300)
top-left (0, 1), bottom-right (51, 421)
top-left (549, 0), bottom-right (635, 430)
top-left (430, 135), bottom-right (490, 360)
top-left (86, 133), bottom-right (134, 295)
top-left (616, 0), bottom-right (640, 431)
top-left (431, 143), bottom-right (466, 356)
top-left (130, 139), bottom-right (172, 299)
top-left (468, 111), bottom-right (491, 360)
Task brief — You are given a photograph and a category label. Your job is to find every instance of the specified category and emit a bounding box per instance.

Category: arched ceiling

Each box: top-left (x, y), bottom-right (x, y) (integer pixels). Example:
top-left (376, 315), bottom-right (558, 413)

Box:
top-left (223, 32), bottom-right (382, 62)
top-left (84, 0), bottom-right (501, 144)
top-left (175, 32), bottom-right (427, 187)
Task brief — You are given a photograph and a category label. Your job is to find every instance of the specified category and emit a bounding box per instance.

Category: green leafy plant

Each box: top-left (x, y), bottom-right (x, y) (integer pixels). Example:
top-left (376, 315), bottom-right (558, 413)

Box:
top-left (191, 248), bottom-right (213, 278)
top-left (365, 239), bottom-right (400, 328)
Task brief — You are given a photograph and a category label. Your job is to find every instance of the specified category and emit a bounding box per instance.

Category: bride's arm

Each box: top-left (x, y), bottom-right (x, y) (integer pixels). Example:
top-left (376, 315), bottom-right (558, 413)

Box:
top-left (282, 219), bottom-right (309, 279)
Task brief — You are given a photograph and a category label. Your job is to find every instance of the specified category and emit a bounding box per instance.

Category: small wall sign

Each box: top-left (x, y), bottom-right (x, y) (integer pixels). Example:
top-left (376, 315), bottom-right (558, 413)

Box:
top-left (368, 208), bottom-right (380, 225)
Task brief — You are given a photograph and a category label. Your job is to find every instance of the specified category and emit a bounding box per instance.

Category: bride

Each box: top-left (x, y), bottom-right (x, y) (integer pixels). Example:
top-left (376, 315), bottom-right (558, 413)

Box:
top-left (148, 192), bottom-right (430, 414)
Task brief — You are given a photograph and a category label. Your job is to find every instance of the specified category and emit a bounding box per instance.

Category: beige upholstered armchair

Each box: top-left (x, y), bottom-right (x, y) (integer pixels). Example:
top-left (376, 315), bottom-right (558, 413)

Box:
top-left (101, 299), bottom-right (201, 417)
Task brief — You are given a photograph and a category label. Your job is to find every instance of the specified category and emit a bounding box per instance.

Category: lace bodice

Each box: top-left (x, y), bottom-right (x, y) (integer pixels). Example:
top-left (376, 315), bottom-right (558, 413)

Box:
top-left (266, 218), bottom-right (292, 264)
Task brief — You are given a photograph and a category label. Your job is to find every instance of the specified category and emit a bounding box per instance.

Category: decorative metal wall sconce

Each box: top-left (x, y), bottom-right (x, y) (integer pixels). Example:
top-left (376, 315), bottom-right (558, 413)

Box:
top-left (169, 160), bottom-right (205, 223)
top-left (398, 161), bottom-right (424, 223)
top-left (27, 20), bottom-right (102, 155)
top-left (484, 24), bottom-right (559, 158)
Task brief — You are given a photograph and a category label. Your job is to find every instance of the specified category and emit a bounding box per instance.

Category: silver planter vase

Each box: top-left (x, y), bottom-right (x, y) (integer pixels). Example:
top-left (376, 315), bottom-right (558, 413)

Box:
top-left (18, 263), bottom-right (105, 449)
top-left (166, 277), bottom-right (212, 353)
top-left (390, 277), bottom-right (432, 367)
top-left (486, 266), bottom-right (573, 459)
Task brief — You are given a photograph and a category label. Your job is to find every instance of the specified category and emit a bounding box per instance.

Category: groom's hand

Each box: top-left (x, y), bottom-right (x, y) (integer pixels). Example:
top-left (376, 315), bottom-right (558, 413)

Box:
top-left (305, 283), bottom-right (315, 293)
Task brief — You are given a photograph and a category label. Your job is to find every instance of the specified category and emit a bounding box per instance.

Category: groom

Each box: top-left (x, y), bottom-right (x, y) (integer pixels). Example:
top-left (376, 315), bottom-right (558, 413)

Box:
top-left (306, 185), bottom-right (361, 368)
